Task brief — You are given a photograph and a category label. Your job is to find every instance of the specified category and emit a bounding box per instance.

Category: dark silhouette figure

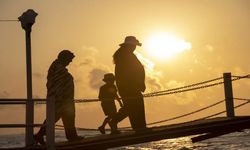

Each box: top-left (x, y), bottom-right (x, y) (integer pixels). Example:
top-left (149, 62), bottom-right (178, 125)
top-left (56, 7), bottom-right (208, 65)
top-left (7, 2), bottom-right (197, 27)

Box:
top-left (98, 73), bottom-right (123, 134)
top-left (34, 50), bottom-right (83, 145)
top-left (110, 36), bottom-right (147, 133)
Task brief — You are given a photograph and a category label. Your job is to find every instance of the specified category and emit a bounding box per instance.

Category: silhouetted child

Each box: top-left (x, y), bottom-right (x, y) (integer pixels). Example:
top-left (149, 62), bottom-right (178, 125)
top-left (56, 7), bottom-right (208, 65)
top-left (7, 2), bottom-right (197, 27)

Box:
top-left (98, 73), bottom-right (123, 134)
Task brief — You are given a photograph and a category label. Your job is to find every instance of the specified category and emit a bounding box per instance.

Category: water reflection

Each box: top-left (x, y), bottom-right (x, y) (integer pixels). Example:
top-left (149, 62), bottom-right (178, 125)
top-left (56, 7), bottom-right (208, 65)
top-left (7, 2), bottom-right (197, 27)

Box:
top-left (113, 129), bottom-right (250, 150)
top-left (0, 129), bottom-right (250, 149)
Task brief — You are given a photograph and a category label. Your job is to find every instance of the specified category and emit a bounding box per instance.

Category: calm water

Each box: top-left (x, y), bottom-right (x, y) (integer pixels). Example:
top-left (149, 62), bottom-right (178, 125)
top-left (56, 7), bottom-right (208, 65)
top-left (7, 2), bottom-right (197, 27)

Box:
top-left (0, 129), bottom-right (250, 149)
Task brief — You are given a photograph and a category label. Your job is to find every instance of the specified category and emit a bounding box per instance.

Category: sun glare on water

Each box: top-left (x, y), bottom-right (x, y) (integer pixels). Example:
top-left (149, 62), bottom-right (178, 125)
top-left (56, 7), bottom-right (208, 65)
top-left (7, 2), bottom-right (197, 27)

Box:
top-left (144, 33), bottom-right (192, 59)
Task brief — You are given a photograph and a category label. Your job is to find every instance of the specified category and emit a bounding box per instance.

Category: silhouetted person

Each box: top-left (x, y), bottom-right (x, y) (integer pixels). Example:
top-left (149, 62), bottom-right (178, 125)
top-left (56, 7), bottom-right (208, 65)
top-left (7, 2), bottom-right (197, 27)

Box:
top-left (34, 50), bottom-right (83, 145)
top-left (110, 36), bottom-right (147, 134)
top-left (98, 73), bottom-right (123, 134)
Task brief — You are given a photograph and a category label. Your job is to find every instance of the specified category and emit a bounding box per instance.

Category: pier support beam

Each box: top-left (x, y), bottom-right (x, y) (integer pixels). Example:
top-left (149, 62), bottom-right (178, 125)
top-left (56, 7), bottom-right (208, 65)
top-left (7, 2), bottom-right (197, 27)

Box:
top-left (223, 72), bottom-right (235, 117)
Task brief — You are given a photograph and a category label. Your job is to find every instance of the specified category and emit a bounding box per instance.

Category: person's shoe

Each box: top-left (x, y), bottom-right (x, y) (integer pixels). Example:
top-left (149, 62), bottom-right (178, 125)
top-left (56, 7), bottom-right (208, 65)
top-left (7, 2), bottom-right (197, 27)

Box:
top-left (98, 126), bottom-right (105, 134)
top-left (68, 136), bottom-right (85, 142)
top-left (33, 134), bottom-right (46, 145)
top-left (110, 129), bottom-right (121, 135)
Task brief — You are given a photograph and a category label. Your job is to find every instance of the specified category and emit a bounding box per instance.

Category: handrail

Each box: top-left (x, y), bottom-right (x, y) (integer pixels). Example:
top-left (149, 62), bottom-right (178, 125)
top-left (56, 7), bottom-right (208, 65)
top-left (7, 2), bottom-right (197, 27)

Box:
top-left (0, 124), bottom-right (44, 128)
top-left (0, 73), bottom-right (249, 146)
top-left (0, 74), bottom-right (248, 104)
top-left (0, 99), bottom-right (46, 101)
top-left (0, 99), bottom-right (46, 129)
top-left (194, 99), bottom-right (250, 121)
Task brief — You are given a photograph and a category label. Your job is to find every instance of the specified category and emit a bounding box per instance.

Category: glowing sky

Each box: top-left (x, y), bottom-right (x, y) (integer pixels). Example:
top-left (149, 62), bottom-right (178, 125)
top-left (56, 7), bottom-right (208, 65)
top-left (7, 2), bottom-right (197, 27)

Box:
top-left (0, 0), bottom-right (250, 134)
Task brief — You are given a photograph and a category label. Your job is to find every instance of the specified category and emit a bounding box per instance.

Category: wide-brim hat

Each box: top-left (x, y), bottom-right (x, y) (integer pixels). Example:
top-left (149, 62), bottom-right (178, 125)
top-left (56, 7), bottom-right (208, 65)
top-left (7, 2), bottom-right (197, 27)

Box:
top-left (119, 36), bottom-right (142, 46)
top-left (103, 73), bottom-right (115, 82)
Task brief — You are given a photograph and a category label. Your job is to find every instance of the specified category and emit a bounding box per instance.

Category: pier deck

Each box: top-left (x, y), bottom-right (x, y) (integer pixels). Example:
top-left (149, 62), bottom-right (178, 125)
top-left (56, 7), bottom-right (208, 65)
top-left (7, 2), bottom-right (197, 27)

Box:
top-left (3, 116), bottom-right (250, 150)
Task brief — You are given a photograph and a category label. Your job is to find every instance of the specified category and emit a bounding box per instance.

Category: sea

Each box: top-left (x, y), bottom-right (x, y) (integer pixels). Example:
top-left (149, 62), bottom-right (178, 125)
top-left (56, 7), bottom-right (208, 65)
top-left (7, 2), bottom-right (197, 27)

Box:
top-left (0, 129), bottom-right (250, 150)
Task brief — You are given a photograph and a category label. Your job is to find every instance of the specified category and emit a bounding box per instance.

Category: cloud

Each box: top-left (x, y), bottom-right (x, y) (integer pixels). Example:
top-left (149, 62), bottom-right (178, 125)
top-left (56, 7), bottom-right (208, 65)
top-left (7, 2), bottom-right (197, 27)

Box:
top-left (89, 68), bottom-right (108, 90)
top-left (67, 45), bottom-right (112, 98)
top-left (205, 44), bottom-right (214, 52)
top-left (33, 72), bottom-right (45, 79)
top-left (165, 80), bottom-right (197, 105)
top-left (71, 45), bottom-right (99, 68)
top-left (232, 66), bottom-right (246, 76)
top-left (134, 51), bottom-right (204, 105)
top-left (79, 57), bottom-right (95, 66)
top-left (135, 51), bottom-right (164, 91)
top-left (146, 77), bottom-right (162, 91)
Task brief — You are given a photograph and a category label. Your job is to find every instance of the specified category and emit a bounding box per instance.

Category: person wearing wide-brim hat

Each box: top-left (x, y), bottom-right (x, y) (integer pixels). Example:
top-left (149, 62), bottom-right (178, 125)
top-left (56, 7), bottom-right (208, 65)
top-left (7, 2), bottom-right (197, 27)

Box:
top-left (98, 73), bottom-right (123, 134)
top-left (119, 36), bottom-right (142, 47)
top-left (110, 36), bottom-right (147, 134)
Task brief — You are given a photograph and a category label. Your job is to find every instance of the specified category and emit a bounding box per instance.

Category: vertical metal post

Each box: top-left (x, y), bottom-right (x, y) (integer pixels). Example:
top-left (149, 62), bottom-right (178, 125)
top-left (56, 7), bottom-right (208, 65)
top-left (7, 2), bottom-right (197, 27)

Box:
top-left (25, 25), bottom-right (34, 146)
top-left (46, 96), bottom-right (55, 150)
top-left (223, 72), bottom-right (235, 117)
top-left (18, 9), bottom-right (38, 146)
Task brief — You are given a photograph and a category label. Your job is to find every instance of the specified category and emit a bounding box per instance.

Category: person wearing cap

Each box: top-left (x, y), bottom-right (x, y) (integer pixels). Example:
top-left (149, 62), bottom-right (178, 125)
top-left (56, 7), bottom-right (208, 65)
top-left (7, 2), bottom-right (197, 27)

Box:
top-left (98, 73), bottom-right (123, 134)
top-left (34, 50), bottom-right (83, 145)
top-left (110, 36), bottom-right (147, 133)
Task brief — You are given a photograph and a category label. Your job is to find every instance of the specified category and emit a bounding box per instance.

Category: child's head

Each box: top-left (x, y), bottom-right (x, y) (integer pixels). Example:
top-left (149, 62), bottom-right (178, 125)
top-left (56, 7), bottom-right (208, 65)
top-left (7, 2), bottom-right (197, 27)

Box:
top-left (103, 73), bottom-right (115, 83)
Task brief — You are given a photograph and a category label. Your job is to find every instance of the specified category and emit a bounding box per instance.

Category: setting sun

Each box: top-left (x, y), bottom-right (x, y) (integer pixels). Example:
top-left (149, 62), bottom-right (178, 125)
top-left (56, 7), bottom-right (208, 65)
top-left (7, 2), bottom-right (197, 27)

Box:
top-left (144, 33), bottom-right (192, 59)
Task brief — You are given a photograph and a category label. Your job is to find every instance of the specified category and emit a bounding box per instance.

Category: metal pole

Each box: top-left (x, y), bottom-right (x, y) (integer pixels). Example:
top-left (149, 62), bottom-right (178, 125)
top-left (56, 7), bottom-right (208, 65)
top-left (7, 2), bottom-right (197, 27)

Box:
top-left (223, 72), bottom-right (235, 117)
top-left (46, 96), bottom-right (55, 150)
top-left (18, 9), bottom-right (38, 146)
top-left (25, 25), bottom-right (34, 146)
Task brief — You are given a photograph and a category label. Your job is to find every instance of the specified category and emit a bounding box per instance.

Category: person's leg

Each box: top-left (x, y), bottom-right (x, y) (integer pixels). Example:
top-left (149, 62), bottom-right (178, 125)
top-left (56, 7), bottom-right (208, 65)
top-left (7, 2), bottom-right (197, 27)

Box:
top-left (36, 120), bottom-right (46, 137)
top-left (34, 110), bottom-right (62, 145)
top-left (109, 103), bottom-right (128, 134)
top-left (98, 116), bottom-right (110, 134)
top-left (127, 95), bottom-right (146, 131)
top-left (34, 120), bottom-right (46, 145)
top-left (134, 97), bottom-right (146, 130)
top-left (126, 98), bottom-right (137, 129)
top-left (61, 105), bottom-right (82, 141)
top-left (101, 116), bottom-right (110, 127)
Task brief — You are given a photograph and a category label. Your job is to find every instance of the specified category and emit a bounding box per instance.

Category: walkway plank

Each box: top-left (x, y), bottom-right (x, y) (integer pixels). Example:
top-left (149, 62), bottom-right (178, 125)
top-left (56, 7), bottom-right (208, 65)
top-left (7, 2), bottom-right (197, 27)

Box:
top-left (3, 116), bottom-right (250, 150)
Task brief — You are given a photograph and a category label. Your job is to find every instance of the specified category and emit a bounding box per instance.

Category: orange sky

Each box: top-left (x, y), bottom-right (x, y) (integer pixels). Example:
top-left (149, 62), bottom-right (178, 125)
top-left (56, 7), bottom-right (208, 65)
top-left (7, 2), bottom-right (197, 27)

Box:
top-left (0, 0), bottom-right (250, 134)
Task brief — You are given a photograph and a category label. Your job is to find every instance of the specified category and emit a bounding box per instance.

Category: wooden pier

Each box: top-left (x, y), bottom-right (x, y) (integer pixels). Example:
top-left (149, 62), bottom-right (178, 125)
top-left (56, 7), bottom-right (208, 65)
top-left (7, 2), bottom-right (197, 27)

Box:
top-left (3, 116), bottom-right (250, 150)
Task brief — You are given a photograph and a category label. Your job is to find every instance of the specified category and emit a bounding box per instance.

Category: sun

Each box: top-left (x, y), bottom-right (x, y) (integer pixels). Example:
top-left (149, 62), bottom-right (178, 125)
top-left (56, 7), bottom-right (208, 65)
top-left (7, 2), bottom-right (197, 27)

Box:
top-left (144, 33), bottom-right (192, 59)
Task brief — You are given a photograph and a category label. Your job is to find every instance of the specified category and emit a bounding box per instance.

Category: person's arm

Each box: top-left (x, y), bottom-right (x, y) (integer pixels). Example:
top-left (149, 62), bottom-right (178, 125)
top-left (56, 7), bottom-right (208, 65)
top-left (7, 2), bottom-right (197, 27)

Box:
top-left (115, 93), bottom-right (123, 107)
top-left (98, 86), bottom-right (104, 102)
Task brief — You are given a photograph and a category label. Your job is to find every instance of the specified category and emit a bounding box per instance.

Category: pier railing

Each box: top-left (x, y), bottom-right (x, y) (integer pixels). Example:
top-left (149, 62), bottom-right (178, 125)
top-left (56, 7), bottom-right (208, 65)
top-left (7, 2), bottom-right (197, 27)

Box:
top-left (0, 72), bottom-right (250, 149)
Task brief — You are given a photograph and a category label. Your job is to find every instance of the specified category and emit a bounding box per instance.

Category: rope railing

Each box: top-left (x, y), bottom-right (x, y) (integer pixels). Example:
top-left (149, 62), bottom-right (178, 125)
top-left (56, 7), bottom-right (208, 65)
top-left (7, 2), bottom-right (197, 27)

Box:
top-left (0, 74), bottom-right (248, 104)
top-left (0, 82), bottom-right (224, 104)
top-left (73, 79), bottom-right (224, 102)
top-left (1, 74), bottom-right (250, 132)
top-left (232, 74), bottom-right (250, 79)
top-left (195, 97), bottom-right (250, 121)
top-left (143, 99), bottom-right (225, 126)
top-left (144, 77), bottom-right (223, 97)
top-left (55, 99), bottom-right (226, 131)
top-left (110, 99), bottom-right (225, 130)
top-left (55, 124), bottom-right (101, 131)
top-left (145, 81), bottom-right (224, 98)
top-left (70, 74), bottom-right (250, 100)
top-left (73, 76), bottom-right (225, 101)
top-left (56, 97), bottom-right (250, 131)
top-left (0, 80), bottom-right (223, 104)
top-left (0, 20), bottom-right (19, 22)
top-left (233, 97), bottom-right (250, 102)
top-left (72, 74), bottom-right (246, 100)
top-left (145, 74), bottom-right (249, 98)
